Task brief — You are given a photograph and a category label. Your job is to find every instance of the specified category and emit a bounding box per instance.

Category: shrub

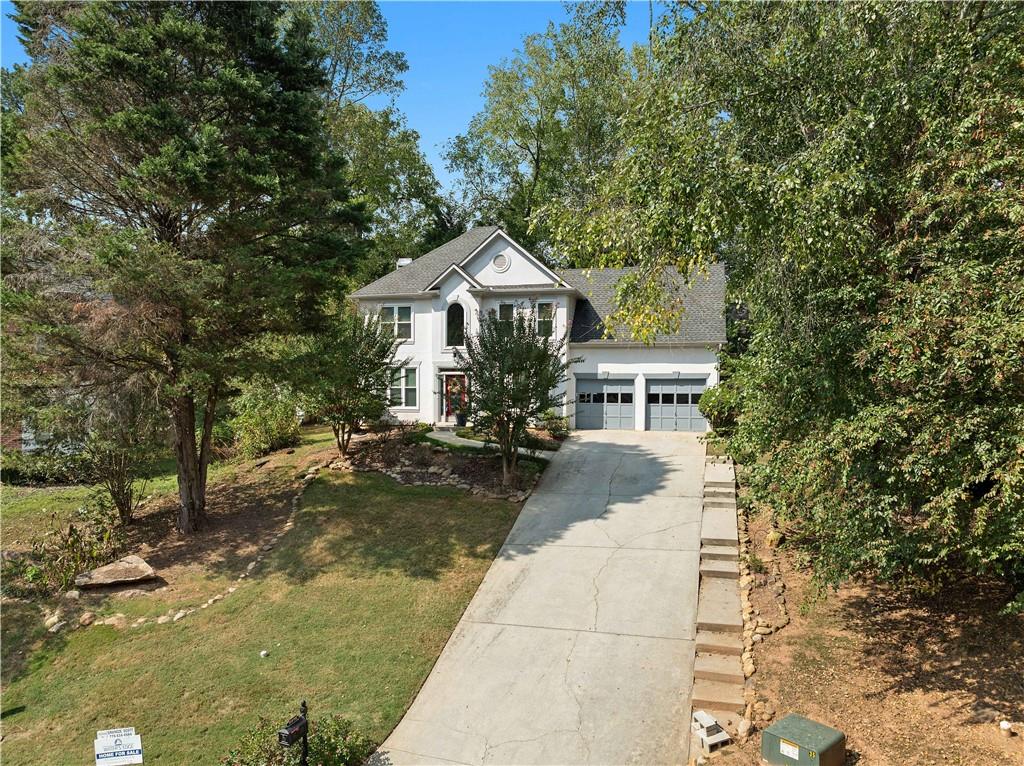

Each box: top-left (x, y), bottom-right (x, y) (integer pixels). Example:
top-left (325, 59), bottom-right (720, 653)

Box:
top-left (83, 382), bottom-right (167, 524)
top-left (398, 421), bottom-right (432, 445)
top-left (541, 410), bottom-right (569, 440)
top-left (409, 444), bottom-right (434, 467)
top-left (3, 491), bottom-right (124, 596)
top-left (745, 553), bottom-right (767, 575)
top-left (221, 714), bottom-right (374, 766)
top-left (229, 377), bottom-right (302, 459)
top-left (0, 448), bottom-right (92, 486)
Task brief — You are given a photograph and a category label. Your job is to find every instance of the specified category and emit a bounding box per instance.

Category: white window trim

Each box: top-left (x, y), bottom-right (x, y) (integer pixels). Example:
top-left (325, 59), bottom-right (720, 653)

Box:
top-left (381, 304), bottom-right (414, 343)
top-left (497, 301), bottom-right (517, 321)
top-left (390, 364), bottom-right (420, 409)
top-left (536, 301), bottom-right (554, 337)
top-left (444, 301), bottom-right (468, 350)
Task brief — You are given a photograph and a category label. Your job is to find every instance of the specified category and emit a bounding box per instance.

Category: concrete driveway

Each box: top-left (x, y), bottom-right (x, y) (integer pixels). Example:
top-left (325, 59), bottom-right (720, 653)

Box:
top-left (373, 431), bottom-right (704, 766)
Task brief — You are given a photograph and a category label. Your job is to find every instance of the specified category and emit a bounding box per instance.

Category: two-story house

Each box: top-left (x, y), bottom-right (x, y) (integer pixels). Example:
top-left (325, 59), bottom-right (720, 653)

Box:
top-left (350, 226), bottom-right (726, 431)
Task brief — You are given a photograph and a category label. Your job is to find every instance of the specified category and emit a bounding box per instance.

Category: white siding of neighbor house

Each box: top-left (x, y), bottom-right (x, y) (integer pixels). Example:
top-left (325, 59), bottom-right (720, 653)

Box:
top-left (567, 345), bottom-right (720, 431)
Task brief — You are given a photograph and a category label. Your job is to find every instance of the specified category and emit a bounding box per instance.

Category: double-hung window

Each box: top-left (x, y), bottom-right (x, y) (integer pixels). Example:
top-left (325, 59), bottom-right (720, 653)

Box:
top-left (390, 367), bottom-right (418, 408)
top-left (536, 302), bottom-right (554, 337)
top-left (498, 303), bottom-right (515, 323)
top-left (380, 305), bottom-right (413, 341)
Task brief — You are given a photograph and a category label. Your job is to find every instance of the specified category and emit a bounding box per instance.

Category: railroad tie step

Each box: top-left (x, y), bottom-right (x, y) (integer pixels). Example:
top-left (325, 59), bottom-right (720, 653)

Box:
top-left (700, 544), bottom-right (739, 562)
top-left (703, 487), bottom-right (736, 497)
top-left (691, 678), bottom-right (746, 714)
top-left (696, 578), bottom-right (743, 633)
top-left (704, 479), bottom-right (735, 490)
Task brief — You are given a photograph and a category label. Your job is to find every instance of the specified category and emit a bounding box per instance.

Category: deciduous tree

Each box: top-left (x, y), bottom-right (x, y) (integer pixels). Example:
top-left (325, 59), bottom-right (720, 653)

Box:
top-left (296, 309), bottom-right (402, 457)
top-left (544, 2), bottom-right (1024, 600)
top-left (455, 310), bottom-right (574, 485)
top-left (445, 2), bottom-right (631, 253)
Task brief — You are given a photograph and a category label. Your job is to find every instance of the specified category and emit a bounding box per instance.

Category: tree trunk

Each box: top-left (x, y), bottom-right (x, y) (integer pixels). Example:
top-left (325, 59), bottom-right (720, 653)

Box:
top-left (170, 385), bottom-right (218, 534)
top-left (331, 422), bottom-right (351, 456)
top-left (501, 450), bottom-right (513, 486)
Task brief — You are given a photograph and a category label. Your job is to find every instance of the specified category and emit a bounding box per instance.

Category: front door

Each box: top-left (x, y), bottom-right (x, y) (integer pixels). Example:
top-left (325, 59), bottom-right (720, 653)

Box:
top-left (442, 374), bottom-right (468, 423)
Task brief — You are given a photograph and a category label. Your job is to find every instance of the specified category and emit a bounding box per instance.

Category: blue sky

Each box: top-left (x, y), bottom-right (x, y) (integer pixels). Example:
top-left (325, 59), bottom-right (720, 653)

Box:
top-left (1, 1), bottom-right (660, 191)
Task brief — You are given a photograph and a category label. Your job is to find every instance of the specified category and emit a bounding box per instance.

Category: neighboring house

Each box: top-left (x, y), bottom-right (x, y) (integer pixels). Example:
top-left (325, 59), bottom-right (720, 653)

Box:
top-left (350, 226), bottom-right (726, 432)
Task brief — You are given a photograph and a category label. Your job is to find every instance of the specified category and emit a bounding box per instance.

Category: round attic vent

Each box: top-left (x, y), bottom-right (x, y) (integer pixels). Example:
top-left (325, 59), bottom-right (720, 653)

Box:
top-left (492, 252), bottom-right (510, 272)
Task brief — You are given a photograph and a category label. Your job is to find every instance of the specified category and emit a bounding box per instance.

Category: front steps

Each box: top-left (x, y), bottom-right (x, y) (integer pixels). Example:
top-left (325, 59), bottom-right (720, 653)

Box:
top-left (692, 456), bottom-right (745, 726)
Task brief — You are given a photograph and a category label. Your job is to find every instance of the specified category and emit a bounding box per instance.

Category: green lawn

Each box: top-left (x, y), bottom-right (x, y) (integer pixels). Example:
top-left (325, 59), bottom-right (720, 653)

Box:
top-left (0, 469), bottom-right (519, 764)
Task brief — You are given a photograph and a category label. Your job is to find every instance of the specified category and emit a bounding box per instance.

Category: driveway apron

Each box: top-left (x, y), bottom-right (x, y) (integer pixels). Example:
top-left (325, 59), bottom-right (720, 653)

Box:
top-left (372, 431), bottom-right (704, 766)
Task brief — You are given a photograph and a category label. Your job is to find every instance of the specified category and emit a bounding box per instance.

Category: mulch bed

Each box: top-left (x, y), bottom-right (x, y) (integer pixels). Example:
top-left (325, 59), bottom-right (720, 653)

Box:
top-left (346, 431), bottom-right (542, 498)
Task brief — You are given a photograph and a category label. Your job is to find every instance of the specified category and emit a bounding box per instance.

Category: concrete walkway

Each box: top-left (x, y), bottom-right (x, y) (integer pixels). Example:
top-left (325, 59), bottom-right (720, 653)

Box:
top-left (427, 429), bottom-right (558, 457)
top-left (373, 430), bottom-right (704, 766)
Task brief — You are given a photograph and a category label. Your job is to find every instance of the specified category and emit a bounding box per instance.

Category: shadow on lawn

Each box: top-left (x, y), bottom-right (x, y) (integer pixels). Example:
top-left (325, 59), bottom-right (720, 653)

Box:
top-left (1, 599), bottom-right (69, 687)
top-left (266, 471), bottom-right (521, 584)
top-left (841, 579), bottom-right (1024, 721)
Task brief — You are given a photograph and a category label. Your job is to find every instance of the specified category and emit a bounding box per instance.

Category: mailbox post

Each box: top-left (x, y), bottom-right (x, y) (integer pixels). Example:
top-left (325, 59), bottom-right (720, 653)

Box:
top-left (278, 700), bottom-right (309, 766)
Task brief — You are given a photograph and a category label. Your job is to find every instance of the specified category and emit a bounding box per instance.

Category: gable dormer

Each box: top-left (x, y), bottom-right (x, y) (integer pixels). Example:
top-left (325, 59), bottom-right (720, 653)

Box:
top-left (458, 230), bottom-right (566, 289)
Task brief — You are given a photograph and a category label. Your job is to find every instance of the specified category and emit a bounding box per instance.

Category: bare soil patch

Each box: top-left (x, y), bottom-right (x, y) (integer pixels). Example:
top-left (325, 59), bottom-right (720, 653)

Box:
top-left (717, 509), bottom-right (1024, 765)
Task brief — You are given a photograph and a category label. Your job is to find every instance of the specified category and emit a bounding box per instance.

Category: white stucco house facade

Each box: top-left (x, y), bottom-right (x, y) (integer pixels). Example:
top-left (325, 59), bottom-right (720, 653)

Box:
top-left (350, 226), bottom-right (726, 432)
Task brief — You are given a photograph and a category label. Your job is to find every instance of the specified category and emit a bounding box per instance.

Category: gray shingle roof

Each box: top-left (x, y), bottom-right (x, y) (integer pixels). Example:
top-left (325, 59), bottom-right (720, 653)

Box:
top-left (350, 226), bottom-right (725, 346)
top-left (350, 226), bottom-right (501, 297)
top-left (559, 263), bottom-right (726, 345)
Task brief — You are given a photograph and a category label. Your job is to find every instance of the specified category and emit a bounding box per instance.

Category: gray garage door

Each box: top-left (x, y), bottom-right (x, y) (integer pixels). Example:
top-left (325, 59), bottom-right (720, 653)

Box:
top-left (646, 379), bottom-right (708, 432)
top-left (576, 378), bottom-right (635, 429)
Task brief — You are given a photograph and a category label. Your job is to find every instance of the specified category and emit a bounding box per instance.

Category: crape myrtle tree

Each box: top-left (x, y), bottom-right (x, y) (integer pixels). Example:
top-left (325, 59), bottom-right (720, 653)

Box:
top-left (296, 307), bottom-right (403, 457)
top-left (542, 2), bottom-right (1024, 602)
top-left (3, 2), bottom-right (366, 533)
top-left (455, 309), bottom-right (575, 486)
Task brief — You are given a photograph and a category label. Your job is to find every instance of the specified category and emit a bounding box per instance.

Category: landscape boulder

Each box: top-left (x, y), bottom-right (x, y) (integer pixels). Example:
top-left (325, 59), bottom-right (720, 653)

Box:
top-left (74, 555), bottom-right (156, 589)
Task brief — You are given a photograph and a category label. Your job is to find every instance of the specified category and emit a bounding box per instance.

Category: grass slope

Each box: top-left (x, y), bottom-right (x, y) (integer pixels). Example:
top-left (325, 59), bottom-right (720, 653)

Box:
top-left (1, 470), bottom-right (519, 764)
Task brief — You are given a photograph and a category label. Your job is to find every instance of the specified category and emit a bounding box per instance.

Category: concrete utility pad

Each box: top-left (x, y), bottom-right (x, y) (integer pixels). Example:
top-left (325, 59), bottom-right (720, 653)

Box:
top-left (373, 430), bottom-right (705, 766)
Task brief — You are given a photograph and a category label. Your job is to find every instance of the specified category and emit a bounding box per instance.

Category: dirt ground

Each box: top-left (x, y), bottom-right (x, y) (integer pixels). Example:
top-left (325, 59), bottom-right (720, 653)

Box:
top-left (94, 428), bottom-right (540, 594)
top-left (715, 509), bottom-right (1024, 765)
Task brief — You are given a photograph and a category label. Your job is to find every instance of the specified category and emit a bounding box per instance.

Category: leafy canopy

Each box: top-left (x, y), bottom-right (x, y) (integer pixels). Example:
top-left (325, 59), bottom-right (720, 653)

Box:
top-left (445, 2), bottom-right (632, 253)
top-left (545, 2), bottom-right (1024, 598)
top-left (456, 309), bottom-right (575, 485)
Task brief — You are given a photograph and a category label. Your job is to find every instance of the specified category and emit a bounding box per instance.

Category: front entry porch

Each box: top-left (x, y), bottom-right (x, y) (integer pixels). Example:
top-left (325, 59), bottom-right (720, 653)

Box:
top-left (436, 371), bottom-right (468, 426)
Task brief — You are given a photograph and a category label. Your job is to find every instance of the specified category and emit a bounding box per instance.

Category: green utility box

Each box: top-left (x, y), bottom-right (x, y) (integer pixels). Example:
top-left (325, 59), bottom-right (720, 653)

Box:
top-left (761, 714), bottom-right (846, 766)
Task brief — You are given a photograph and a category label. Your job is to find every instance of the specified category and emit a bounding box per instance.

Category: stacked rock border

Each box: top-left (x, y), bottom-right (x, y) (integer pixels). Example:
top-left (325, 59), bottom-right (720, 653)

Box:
top-left (44, 445), bottom-right (539, 634)
top-left (736, 485), bottom-right (789, 733)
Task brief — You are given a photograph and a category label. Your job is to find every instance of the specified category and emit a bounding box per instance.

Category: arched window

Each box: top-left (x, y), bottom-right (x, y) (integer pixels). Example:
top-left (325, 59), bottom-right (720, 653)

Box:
top-left (446, 303), bottom-right (465, 347)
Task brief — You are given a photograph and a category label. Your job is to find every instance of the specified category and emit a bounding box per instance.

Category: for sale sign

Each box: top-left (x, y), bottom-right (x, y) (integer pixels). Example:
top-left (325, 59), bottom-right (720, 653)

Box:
top-left (94, 728), bottom-right (143, 765)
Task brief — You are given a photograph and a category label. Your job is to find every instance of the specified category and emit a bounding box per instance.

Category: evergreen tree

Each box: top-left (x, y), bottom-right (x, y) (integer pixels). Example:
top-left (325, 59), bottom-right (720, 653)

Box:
top-left (4, 1), bottom-right (366, 533)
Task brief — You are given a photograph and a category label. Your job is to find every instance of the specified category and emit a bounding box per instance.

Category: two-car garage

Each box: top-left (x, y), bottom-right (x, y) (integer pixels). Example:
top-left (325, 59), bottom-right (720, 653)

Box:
top-left (574, 375), bottom-right (708, 432)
